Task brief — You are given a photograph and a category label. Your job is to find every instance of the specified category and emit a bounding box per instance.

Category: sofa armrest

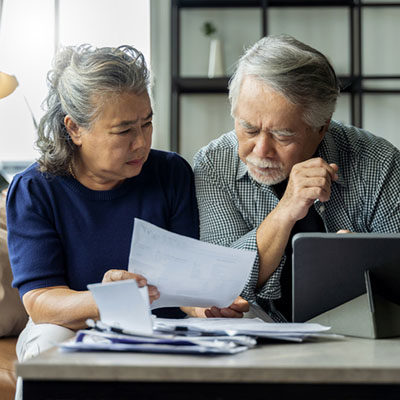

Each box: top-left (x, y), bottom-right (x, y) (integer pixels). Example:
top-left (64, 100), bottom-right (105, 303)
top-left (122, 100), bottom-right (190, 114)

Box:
top-left (0, 337), bottom-right (17, 400)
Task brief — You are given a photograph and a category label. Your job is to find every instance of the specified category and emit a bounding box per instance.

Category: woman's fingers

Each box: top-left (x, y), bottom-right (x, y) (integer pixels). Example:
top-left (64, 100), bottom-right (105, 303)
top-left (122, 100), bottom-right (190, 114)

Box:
top-left (102, 269), bottom-right (147, 285)
top-left (101, 269), bottom-right (159, 304)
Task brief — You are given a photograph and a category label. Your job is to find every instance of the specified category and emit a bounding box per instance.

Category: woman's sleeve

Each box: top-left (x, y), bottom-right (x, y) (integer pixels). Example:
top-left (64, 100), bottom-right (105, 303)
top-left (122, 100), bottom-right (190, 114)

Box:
top-left (6, 175), bottom-right (67, 298)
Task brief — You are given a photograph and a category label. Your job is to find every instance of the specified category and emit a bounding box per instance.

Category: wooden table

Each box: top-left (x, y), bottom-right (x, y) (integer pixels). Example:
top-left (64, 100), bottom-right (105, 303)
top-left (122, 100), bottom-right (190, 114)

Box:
top-left (17, 336), bottom-right (400, 400)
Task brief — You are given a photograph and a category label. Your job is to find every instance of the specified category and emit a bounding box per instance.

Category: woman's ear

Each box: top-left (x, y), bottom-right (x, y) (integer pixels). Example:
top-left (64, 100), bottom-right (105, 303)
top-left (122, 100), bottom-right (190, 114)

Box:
top-left (64, 115), bottom-right (82, 146)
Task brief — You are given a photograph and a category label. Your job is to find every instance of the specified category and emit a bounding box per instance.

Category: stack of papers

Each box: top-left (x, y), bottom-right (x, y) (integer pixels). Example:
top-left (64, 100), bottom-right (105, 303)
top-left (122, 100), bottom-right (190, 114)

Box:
top-left (60, 220), bottom-right (332, 355)
top-left (60, 327), bottom-right (255, 355)
top-left (59, 316), bottom-right (331, 355)
top-left (154, 317), bottom-right (331, 342)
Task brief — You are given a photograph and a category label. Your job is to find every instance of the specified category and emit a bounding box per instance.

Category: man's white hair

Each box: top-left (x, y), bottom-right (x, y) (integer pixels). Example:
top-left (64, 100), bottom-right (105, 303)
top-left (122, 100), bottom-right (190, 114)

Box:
top-left (229, 34), bottom-right (340, 129)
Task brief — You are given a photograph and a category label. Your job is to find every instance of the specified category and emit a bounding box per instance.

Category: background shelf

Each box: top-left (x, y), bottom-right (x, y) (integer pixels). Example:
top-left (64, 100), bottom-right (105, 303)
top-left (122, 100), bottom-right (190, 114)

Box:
top-left (171, 0), bottom-right (400, 161)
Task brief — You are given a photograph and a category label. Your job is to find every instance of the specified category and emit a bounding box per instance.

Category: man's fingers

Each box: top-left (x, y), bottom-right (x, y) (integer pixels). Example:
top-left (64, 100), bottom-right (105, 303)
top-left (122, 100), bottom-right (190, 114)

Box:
top-left (300, 176), bottom-right (332, 194)
top-left (204, 309), bottom-right (213, 318)
top-left (290, 186), bottom-right (331, 204)
top-left (208, 306), bottom-right (223, 318)
top-left (297, 158), bottom-right (338, 181)
top-left (329, 163), bottom-right (339, 179)
top-left (148, 285), bottom-right (159, 297)
top-left (220, 308), bottom-right (243, 318)
top-left (148, 286), bottom-right (160, 304)
top-left (337, 229), bottom-right (352, 234)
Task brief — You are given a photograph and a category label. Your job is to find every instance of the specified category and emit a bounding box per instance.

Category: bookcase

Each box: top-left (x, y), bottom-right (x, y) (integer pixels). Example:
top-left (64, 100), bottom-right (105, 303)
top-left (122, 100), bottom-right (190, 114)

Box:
top-left (171, 0), bottom-right (400, 161)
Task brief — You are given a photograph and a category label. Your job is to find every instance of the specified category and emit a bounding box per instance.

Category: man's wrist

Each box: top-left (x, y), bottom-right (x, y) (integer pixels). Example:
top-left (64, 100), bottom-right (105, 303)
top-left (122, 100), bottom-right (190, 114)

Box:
top-left (268, 204), bottom-right (297, 231)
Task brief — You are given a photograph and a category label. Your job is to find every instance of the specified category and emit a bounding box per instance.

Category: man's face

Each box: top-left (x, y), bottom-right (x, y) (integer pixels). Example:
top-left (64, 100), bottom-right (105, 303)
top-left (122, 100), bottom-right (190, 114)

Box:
top-left (234, 77), bottom-right (326, 185)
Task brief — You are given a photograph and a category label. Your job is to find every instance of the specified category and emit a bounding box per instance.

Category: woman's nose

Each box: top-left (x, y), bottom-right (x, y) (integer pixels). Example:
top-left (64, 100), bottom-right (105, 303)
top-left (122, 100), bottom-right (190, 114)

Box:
top-left (130, 128), bottom-right (146, 151)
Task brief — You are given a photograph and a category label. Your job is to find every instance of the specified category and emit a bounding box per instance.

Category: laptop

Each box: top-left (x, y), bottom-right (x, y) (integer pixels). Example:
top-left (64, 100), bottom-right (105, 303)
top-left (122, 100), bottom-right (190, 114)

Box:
top-left (291, 232), bottom-right (400, 323)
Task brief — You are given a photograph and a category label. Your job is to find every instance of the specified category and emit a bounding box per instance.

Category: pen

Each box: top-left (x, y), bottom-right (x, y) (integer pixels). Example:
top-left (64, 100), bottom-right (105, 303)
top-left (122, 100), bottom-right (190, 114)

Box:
top-left (86, 319), bottom-right (117, 333)
top-left (86, 319), bottom-right (180, 340)
top-left (314, 199), bottom-right (328, 232)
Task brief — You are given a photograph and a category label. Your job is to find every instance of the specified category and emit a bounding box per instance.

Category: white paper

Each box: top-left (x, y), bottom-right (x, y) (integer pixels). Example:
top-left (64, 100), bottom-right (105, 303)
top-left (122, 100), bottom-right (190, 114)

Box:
top-left (154, 317), bottom-right (331, 335)
top-left (88, 279), bottom-right (153, 335)
top-left (128, 218), bottom-right (256, 309)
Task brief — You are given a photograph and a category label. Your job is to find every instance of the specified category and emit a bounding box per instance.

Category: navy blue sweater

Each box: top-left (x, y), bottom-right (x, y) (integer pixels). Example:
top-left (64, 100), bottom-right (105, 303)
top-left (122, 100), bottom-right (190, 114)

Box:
top-left (7, 150), bottom-right (199, 315)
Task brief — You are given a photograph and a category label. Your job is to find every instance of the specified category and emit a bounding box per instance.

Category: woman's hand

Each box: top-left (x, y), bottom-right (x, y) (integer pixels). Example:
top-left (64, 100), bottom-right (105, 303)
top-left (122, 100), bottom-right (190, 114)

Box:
top-left (102, 269), bottom-right (160, 304)
top-left (181, 296), bottom-right (249, 318)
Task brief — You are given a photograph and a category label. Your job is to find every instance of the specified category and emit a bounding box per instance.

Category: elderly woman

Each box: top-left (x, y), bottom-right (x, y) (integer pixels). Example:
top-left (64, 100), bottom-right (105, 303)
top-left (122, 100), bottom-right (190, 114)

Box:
top-left (7, 45), bottom-right (248, 378)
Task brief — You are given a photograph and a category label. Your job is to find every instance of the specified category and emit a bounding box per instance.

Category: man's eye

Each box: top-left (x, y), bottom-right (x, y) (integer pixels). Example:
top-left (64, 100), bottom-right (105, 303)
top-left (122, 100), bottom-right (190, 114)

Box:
top-left (274, 135), bottom-right (292, 143)
top-left (143, 121), bottom-right (152, 128)
top-left (246, 130), bottom-right (258, 135)
top-left (119, 129), bottom-right (131, 135)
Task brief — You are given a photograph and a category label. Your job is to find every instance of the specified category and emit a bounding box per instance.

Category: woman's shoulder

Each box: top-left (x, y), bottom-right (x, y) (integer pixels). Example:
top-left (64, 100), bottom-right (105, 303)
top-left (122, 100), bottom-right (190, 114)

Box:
top-left (7, 163), bottom-right (67, 210)
top-left (9, 163), bottom-right (42, 190)
top-left (148, 149), bottom-right (189, 163)
top-left (138, 150), bottom-right (193, 189)
top-left (8, 163), bottom-right (56, 193)
top-left (6, 163), bottom-right (54, 217)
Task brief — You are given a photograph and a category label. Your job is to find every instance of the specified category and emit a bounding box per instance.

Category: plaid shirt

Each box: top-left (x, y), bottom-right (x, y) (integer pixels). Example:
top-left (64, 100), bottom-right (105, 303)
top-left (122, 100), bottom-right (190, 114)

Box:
top-left (194, 120), bottom-right (400, 321)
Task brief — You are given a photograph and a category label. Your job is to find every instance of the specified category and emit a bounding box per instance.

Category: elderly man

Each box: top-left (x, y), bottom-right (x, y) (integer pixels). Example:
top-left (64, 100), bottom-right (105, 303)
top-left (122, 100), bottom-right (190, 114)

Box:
top-left (194, 34), bottom-right (400, 322)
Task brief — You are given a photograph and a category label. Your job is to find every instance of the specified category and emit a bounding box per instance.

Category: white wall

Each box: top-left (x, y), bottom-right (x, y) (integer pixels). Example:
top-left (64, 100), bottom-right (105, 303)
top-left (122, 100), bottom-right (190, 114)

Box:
top-left (0, 0), bottom-right (150, 162)
top-left (0, 0), bottom-right (54, 162)
top-left (150, 0), bottom-right (171, 151)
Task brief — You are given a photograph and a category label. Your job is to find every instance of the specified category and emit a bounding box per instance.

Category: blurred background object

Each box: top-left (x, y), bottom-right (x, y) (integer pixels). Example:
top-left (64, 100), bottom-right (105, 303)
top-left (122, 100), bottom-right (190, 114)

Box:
top-left (0, 72), bottom-right (18, 99)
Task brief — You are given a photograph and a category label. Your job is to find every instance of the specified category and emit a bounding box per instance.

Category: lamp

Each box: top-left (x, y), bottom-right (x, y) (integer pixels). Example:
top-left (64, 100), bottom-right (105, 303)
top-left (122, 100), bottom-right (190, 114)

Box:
top-left (0, 71), bottom-right (37, 129)
top-left (0, 71), bottom-right (18, 99)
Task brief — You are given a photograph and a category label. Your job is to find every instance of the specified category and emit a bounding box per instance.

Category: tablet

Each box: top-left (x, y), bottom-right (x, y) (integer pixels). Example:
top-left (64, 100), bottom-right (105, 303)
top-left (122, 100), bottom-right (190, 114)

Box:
top-left (292, 232), bottom-right (400, 322)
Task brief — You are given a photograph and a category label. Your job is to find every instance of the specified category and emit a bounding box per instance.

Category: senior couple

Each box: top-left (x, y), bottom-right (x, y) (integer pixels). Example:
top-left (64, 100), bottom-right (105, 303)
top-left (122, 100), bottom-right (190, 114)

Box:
top-left (7, 35), bottom-right (400, 373)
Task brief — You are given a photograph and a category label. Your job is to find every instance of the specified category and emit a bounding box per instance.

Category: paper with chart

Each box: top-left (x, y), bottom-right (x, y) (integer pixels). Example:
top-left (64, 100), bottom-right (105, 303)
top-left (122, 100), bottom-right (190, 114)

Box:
top-left (128, 219), bottom-right (256, 310)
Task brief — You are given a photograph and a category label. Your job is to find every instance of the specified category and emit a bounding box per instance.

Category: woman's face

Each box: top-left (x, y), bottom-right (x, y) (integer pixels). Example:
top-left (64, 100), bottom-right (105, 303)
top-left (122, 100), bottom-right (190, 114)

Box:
top-left (66, 91), bottom-right (153, 190)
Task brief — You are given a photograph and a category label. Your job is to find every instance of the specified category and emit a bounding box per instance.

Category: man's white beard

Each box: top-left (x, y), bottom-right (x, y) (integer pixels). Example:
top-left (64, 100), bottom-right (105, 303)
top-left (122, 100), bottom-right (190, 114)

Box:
top-left (245, 155), bottom-right (287, 185)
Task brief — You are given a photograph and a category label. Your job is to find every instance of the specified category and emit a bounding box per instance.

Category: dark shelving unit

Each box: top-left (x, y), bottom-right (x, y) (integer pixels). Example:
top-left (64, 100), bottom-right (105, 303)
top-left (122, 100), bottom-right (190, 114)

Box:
top-left (171, 0), bottom-right (400, 153)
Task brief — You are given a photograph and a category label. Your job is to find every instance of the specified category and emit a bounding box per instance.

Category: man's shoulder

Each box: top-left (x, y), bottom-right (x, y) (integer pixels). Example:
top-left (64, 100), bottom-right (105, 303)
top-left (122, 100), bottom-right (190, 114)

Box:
top-left (328, 120), bottom-right (400, 163)
top-left (194, 130), bottom-right (240, 170)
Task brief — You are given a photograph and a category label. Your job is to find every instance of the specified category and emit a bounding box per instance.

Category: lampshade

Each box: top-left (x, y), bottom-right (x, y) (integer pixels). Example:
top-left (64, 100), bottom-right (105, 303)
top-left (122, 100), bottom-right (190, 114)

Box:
top-left (0, 71), bottom-right (18, 99)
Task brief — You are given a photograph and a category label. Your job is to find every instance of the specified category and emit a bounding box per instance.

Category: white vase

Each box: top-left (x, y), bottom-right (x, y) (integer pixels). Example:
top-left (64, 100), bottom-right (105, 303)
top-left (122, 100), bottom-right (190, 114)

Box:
top-left (208, 38), bottom-right (224, 78)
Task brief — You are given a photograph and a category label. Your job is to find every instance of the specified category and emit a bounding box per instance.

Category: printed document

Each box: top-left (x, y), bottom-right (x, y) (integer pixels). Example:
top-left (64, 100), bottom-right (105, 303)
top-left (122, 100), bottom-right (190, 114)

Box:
top-left (128, 219), bottom-right (256, 309)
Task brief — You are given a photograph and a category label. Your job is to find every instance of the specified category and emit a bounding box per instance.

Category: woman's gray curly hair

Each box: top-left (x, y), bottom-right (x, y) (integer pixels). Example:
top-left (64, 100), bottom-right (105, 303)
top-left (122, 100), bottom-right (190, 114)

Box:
top-left (228, 34), bottom-right (340, 129)
top-left (36, 44), bottom-right (150, 175)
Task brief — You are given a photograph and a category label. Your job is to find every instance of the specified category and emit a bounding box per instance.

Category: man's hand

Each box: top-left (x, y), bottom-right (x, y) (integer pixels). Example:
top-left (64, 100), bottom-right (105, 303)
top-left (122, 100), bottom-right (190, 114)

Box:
top-left (277, 157), bottom-right (338, 223)
top-left (181, 296), bottom-right (249, 318)
top-left (102, 269), bottom-right (160, 304)
top-left (205, 296), bottom-right (249, 318)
